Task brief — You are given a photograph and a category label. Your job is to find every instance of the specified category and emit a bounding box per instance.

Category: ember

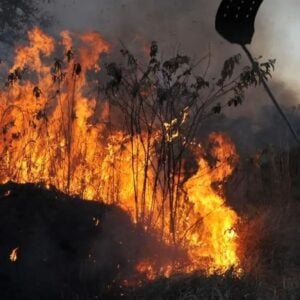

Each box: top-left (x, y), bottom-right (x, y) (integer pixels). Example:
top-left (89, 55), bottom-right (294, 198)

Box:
top-left (9, 247), bottom-right (19, 262)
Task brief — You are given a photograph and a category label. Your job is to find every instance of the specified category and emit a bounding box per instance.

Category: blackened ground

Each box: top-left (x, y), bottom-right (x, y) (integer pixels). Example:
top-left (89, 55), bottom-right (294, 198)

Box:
top-left (0, 174), bottom-right (299, 300)
top-left (122, 271), bottom-right (299, 300)
top-left (0, 182), bottom-right (181, 300)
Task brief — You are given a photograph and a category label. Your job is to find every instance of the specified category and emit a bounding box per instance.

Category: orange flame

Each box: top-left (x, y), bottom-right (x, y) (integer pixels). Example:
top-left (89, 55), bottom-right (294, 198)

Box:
top-left (183, 133), bottom-right (240, 274)
top-left (9, 247), bottom-right (19, 262)
top-left (0, 28), bottom-right (241, 278)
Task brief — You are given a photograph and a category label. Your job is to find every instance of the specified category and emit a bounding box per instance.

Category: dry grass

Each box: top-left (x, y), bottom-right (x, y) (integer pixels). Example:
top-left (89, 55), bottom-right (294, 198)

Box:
top-left (122, 146), bottom-right (300, 300)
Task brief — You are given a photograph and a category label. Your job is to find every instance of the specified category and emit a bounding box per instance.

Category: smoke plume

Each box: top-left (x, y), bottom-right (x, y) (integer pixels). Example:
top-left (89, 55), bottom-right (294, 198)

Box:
top-left (41, 0), bottom-right (300, 149)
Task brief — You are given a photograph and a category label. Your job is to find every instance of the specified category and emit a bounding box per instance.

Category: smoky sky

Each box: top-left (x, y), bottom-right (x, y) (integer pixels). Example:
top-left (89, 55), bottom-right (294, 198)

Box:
top-left (45, 0), bottom-right (300, 70)
top-left (47, 0), bottom-right (226, 54)
top-left (45, 0), bottom-right (300, 96)
top-left (39, 0), bottom-right (300, 148)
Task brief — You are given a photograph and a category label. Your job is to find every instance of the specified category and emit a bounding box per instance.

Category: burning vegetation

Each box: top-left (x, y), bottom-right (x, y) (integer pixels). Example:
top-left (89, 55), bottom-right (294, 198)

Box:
top-left (1, 27), bottom-right (297, 296)
top-left (0, 27), bottom-right (246, 277)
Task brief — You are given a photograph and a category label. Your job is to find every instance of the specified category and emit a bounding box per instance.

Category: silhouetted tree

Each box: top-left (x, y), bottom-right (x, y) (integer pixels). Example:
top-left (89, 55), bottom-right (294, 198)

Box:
top-left (103, 42), bottom-right (275, 239)
top-left (0, 0), bottom-right (52, 45)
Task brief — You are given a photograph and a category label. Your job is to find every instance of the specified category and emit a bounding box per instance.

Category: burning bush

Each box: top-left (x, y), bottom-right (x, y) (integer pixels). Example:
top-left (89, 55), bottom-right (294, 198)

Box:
top-left (0, 27), bottom-right (277, 278)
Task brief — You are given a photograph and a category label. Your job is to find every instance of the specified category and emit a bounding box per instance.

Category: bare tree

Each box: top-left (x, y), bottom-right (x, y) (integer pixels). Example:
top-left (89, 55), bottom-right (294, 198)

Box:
top-left (103, 42), bottom-right (275, 242)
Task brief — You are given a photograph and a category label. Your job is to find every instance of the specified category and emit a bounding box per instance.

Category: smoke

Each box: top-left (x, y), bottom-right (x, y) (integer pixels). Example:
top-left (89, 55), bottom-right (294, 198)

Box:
top-left (44, 0), bottom-right (300, 67)
top-left (47, 1), bottom-right (214, 43)
top-left (35, 0), bottom-right (300, 149)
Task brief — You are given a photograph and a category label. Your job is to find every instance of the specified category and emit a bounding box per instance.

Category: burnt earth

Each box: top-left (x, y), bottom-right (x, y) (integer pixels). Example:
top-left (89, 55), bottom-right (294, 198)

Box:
top-left (0, 182), bottom-right (155, 299)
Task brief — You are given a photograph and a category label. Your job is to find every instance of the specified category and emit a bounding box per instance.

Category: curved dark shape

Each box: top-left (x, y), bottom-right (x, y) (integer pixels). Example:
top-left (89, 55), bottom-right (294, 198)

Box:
top-left (216, 0), bottom-right (264, 45)
top-left (0, 183), bottom-right (182, 299)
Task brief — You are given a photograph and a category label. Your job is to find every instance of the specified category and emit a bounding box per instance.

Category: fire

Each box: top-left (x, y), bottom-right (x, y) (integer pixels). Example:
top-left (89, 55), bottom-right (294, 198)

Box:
top-left (136, 261), bottom-right (157, 281)
top-left (9, 247), bottom-right (19, 262)
top-left (0, 28), bottom-right (241, 278)
top-left (136, 260), bottom-right (174, 280)
top-left (183, 133), bottom-right (240, 273)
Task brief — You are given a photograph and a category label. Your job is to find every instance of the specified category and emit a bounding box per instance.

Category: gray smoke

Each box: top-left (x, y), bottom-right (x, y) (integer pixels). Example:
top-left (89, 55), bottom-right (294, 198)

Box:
top-left (39, 0), bottom-right (300, 150)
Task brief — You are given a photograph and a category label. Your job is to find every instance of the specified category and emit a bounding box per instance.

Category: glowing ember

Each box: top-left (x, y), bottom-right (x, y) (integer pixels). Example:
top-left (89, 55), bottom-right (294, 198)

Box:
top-left (136, 261), bottom-right (157, 281)
top-left (137, 260), bottom-right (173, 280)
top-left (0, 28), bottom-right (241, 278)
top-left (9, 247), bottom-right (19, 262)
top-left (4, 190), bottom-right (11, 197)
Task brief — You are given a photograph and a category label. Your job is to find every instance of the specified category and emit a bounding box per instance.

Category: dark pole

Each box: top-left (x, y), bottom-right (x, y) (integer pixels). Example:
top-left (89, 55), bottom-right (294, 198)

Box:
top-left (215, 0), bottom-right (300, 144)
top-left (241, 44), bottom-right (300, 144)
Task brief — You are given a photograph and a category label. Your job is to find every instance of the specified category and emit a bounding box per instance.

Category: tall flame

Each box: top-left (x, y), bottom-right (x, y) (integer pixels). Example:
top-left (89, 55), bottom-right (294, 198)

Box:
top-left (183, 133), bottom-right (239, 273)
top-left (0, 28), bottom-right (240, 278)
